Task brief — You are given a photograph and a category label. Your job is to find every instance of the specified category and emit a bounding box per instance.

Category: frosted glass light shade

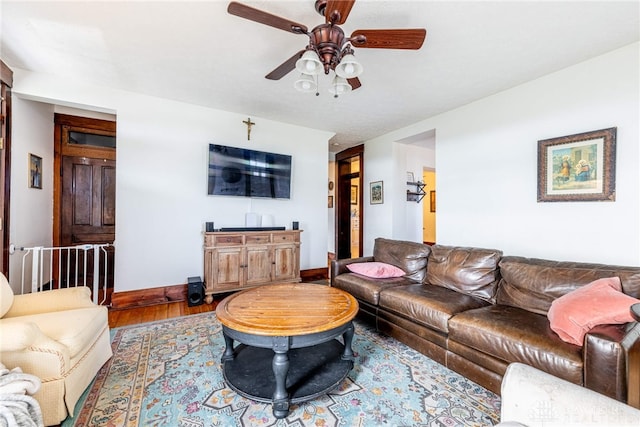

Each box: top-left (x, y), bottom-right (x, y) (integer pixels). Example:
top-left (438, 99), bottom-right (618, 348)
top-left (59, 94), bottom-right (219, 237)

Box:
top-left (328, 76), bottom-right (352, 97)
top-left (295, 50), bottom-right (322, 75)
top-left (335, 53), bottom-right (363, 78)
top-left (294, 74), bottom-right (317, 93)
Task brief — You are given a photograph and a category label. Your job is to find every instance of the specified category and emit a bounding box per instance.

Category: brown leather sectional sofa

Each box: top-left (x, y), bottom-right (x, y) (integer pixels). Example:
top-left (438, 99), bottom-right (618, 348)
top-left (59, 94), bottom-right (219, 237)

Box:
top-left (330, 237), bottom-right (640, 405)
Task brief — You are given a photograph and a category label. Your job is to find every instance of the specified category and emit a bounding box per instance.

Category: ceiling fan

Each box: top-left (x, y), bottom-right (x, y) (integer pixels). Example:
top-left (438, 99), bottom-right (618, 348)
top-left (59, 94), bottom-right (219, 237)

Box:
top-left (227, 0), bottom-right (426, 96)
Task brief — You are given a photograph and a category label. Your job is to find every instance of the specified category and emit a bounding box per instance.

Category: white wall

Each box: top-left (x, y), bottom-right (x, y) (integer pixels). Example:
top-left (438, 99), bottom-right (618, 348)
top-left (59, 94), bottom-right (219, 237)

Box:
top-left (361, 138), bottom-right (436, 254)
top-left (364, 42), bottom-right (640, 265)
top-left (10, 69), bottom-right (333, 293)
top-left (328, 159), bottom-right (336, 254)
top-left (8, 97), bottom-right (54, 292)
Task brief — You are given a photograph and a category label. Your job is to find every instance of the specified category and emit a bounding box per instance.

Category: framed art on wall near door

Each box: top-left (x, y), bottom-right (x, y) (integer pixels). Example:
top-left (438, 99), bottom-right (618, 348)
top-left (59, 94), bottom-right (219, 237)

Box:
top-left (29, 153), bottom-right (42, 189)
top-left (350, 186), bottom-right (358, 205)
top-left (370, 181), bottom-right (383, 204)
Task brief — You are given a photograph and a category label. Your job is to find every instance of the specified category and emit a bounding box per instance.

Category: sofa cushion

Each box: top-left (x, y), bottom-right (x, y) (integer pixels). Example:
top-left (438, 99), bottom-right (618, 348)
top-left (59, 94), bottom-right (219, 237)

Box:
top-left (448, 305), bottom-right (583, 384)
top-left (20, 306), bottom-right (109, 358)
top-left (0, 274), bottom-right (14, 318)
top-left (547, 277), bottom-right (638, 346)
top-left (497, 256), bottom-right (640, 315)
top-left (373, 238), bottom-right (431, 282)
top-left (378, 283), bottom-right (490, 333)
top-left (346, 262), bottom-right (405, 278)
top-left (332, 273), bottom-right (410, 305)
top-left (425, 245), bottom-right (503, 303)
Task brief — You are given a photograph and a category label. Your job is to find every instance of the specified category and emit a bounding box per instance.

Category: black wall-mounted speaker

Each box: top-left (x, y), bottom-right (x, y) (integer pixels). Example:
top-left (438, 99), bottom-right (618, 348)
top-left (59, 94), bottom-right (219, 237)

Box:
top-left (187, 276), bottom-right (204, 306)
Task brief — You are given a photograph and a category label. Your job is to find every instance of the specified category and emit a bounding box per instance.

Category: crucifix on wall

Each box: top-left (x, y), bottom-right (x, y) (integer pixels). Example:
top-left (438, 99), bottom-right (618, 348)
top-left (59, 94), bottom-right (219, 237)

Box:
top-left (242, 117), bottom-right (255, 140)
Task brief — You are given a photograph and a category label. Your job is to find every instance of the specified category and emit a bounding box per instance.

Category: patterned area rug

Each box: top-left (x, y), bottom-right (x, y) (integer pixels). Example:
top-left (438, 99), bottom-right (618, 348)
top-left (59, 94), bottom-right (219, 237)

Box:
top-left (63, 312), bottom-right (500, 426)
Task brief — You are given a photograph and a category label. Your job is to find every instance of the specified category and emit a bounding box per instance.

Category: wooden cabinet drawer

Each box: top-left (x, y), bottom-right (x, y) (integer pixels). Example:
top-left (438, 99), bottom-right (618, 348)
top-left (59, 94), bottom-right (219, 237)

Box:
top-left (273, 233), bottom-right (297, 243)
top-left (214, 235), bottom-right (243, 246)
top-left (246, 234), bottom-right (271, 244)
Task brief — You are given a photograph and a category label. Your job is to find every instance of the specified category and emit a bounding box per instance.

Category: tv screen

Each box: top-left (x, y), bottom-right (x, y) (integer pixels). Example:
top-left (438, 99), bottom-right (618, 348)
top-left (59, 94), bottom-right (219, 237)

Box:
top-left (207, 144), bottom-right (292, 199)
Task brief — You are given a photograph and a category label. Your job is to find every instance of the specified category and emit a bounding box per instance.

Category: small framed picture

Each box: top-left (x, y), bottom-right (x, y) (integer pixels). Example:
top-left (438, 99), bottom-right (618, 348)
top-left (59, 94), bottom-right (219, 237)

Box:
top-left (328, 195), bottom-right (333, 208)
top-left (29, 153), bottom-right (42, 189)
top-left (430, 191), bottom-right (436, 212)
top-left (370, 181), bottom-right (383, 204)
top-left (350, 185), bottom-right (358, 205)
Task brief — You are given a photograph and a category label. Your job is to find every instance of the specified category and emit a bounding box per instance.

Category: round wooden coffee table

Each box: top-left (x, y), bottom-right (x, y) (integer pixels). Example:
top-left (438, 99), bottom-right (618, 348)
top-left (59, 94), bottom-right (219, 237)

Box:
top-left (216, 283), bottom-right (359, 419)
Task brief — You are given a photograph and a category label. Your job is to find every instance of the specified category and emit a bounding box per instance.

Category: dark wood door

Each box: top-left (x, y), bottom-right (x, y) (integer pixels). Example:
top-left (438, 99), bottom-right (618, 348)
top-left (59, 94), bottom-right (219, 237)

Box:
top-left (59, 155), bottom-right (115, 292)
top-left (61, 156), bottom-right (115, 245)
top-left (54, 114), bottom-right (116, 299)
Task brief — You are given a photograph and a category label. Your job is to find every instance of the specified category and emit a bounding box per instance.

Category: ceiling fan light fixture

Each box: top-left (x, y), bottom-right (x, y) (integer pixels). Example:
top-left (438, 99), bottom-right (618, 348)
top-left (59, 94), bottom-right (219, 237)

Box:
top-left (328, 75), bottom-right (352, 98)
top-left (294, 74), bottom-right (317, 93)
top-left (335, 51), bottom-right (363, 79)
top-left (295, 49), bottom-right (322, 75)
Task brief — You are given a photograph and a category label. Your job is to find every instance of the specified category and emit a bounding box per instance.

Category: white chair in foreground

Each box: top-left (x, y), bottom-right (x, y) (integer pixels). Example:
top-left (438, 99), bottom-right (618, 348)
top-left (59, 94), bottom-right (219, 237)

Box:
top-left (498, 362), bottom-right (640, 426)
top-left (0, 273), bottom-right (112, 426)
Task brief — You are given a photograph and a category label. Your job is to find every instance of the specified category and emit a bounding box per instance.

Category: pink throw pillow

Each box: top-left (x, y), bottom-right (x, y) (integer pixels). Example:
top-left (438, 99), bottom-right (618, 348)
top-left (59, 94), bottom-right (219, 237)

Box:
top-left (547, 277), bottom-right (639, 346)
top-left (346, 262), bottom-right (405, 279)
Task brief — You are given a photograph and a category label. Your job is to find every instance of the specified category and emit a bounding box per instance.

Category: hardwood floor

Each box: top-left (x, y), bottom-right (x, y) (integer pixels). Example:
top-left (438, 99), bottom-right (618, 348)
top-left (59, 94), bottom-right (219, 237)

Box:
top-left (107, 281), bottom-right (330, 328)
top-left (108, 299), bottom-right (219, 328)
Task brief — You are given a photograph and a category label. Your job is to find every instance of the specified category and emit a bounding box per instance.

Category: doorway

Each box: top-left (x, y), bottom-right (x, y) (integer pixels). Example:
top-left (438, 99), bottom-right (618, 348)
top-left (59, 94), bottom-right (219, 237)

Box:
top-left (335, 145), bottom-right (363, 259)
top-left (422, 169), bottom-right (436, 245)
top-left (53, 114), bottom-right (116, 302)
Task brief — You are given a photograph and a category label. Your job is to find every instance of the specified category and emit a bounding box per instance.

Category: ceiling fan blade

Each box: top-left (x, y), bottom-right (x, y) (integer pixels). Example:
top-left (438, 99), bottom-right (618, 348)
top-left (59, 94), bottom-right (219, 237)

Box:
top-left (228, 2), bottom-right (308, 34)
top-left (325, 0), bottom-right (356, 25)
top-left (350, 29), bottom-right (426, 49)
top-left (265, 50), bottom-right (306, 80)
top-left (347, 77), bottom-right (361, 90)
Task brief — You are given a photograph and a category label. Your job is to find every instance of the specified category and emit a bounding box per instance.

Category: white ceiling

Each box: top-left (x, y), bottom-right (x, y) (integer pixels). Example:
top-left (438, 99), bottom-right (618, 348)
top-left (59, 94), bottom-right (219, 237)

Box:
top-left (1, 1), bottom-right (639, 152)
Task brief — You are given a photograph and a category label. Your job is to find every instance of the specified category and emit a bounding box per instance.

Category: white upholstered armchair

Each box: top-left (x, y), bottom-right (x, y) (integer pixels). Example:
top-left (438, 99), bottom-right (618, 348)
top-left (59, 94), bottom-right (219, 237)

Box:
top-left (0, 273), bottom-right (112, 426)
top-left (498, 363), bottom-right (640, 426)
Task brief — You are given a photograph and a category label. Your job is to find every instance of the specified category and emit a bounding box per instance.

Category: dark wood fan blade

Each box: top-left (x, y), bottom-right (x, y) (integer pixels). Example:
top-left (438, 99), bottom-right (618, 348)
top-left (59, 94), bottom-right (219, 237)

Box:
top-left (325, 0), bottom-right (356, 25)
top-left (350, 29), bottom-right (426, 49)
top-left (265, 50), bottom-right (306, 80)
top-left (347, 77), bottom-right (361, 90)
top-left (228, 2), bottom-right (308, 34)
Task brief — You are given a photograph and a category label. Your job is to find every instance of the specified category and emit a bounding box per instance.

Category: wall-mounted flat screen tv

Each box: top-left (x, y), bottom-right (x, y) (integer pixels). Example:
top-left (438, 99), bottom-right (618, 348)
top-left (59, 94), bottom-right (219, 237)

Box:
top-left (207, 144), bottom-right (292, 199)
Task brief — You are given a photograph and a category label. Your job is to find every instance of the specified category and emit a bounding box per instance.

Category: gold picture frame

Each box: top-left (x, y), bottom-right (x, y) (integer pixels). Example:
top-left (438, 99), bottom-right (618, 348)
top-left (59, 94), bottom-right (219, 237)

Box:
top-left (350, 185), bottom-right (358, 205)
top-left (29, 153), bottom-right (43, 189)
top-left (537, 127), bottom-right (616, 202)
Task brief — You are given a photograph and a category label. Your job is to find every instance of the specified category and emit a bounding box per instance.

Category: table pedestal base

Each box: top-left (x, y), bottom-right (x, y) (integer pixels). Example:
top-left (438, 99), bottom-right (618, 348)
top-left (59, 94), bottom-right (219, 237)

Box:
top-left (223, 340), bottom-right (353, 418)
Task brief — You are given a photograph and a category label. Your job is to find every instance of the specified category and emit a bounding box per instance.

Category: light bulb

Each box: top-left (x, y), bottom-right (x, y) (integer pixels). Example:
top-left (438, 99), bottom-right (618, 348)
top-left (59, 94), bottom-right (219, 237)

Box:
top-left (344, 63), bottom-right (354, 75)
top-left (305, 61), bottom-right (316, 72)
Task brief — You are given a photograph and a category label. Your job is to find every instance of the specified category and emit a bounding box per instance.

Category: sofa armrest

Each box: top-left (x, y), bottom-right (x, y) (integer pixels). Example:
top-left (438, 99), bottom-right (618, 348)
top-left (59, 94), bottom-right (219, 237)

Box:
top-left (3, 286), bottom-right (95, 318)
top-left (330, 256), bottom-right (374, 284)
top-left (500, 362), bottom-right (640, 426)
top-left (582, 322), bottom-right (640, 403)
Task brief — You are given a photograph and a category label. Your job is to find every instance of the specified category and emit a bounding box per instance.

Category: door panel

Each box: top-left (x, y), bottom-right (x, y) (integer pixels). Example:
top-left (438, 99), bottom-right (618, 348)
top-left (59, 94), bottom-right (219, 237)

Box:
top-left (245, 245), bottom-right (271, 285)
top-left (62, 156), bottom-right (116, 244)
top-left (273, 245), bottom-right (297, 281)
top-left (215, 247), bottom-right (243, 287)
